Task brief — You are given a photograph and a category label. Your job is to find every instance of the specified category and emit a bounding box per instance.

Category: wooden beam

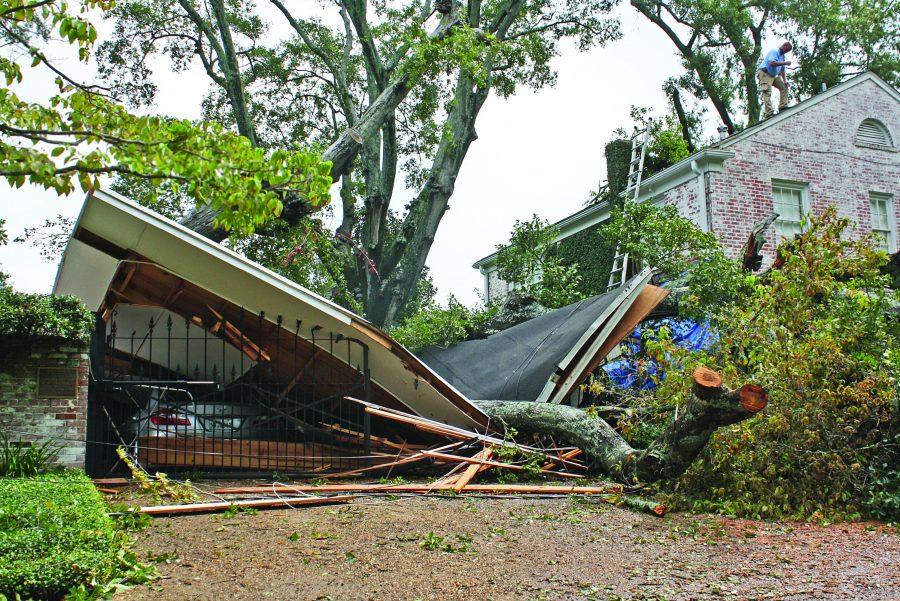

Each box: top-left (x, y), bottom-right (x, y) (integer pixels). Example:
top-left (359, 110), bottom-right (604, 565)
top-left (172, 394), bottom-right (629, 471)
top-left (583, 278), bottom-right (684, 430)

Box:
top-left (273, 349), bottom-right (323, 408)
top-left (358, 402), bottom-right (585, 472)
top-left (321, 441), bottom-right (465, 479)
top-left (139, 494), bottom-right (354, 516)
top-left (453, 448), bottom-right (493, 493)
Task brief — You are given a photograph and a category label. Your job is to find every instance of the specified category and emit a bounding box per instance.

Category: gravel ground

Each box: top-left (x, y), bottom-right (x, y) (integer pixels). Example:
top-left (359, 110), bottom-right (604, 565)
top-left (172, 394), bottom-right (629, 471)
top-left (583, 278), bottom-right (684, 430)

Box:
top-left (114, 485), bottom-right (900, 601)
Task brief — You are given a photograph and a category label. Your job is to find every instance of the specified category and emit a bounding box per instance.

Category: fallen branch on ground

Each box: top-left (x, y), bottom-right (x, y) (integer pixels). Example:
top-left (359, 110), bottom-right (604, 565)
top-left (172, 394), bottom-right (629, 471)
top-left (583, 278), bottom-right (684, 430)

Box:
top-left (138, 494), bottom-right (354, 516)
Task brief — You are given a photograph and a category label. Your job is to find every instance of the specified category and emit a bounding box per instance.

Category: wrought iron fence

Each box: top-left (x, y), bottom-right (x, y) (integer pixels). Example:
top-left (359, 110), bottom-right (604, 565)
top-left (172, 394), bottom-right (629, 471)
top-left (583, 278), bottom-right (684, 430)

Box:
top-left (86, 307), bottom-right (372, 477)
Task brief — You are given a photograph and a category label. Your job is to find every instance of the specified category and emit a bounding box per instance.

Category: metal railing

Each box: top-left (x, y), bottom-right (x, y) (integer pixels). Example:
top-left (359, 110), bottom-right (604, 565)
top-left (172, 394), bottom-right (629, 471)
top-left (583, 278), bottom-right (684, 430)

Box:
top-left (85, 307), bottom-right (372, 477)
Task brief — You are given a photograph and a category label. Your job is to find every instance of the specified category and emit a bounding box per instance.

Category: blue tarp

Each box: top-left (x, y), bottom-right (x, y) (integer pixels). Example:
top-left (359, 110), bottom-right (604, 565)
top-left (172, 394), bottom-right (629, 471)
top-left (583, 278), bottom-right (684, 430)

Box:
top-left (602, 318), bottom-right (717, 390)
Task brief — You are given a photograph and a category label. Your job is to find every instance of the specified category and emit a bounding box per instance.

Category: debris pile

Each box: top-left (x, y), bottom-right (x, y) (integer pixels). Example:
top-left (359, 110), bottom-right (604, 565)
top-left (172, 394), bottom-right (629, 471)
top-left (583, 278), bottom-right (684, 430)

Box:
top-left (110, 397), bottom-right (667, 518)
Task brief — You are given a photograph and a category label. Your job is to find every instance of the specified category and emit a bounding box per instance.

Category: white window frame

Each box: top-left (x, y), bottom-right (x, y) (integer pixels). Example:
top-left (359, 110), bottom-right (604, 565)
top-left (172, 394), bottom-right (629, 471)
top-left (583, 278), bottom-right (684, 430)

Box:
top-left (771, 180), bottom-right (810, 241)
top-left (869, 191), bottom-right (897, 253)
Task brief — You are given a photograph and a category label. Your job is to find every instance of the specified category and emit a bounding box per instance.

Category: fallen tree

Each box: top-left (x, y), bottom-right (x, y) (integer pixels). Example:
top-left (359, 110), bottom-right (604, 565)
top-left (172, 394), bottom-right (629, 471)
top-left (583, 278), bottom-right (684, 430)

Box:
top-left (476, 367), bottom-right (768, 482)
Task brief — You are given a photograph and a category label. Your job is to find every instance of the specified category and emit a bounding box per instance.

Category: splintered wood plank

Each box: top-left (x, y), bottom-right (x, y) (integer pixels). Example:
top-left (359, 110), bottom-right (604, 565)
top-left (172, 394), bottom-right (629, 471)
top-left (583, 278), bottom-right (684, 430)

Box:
top-left (140, 494), bottom-right (354, 516)
top-left (453, 448), bottom-right (493, 493)
top-left (420, 450), bottom-right (583, 479)
top-left (322, 441), bottom-right (465, 479)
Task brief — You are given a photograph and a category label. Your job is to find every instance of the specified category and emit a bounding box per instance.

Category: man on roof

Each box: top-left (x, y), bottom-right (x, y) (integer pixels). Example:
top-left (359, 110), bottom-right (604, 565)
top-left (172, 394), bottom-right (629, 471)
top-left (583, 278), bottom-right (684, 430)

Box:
top-left (757, 41), bottom-right (793, 119)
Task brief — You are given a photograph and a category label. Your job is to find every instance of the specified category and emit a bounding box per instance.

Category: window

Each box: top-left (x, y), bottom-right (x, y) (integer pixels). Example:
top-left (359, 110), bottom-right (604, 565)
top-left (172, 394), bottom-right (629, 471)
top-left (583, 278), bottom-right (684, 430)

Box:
top-left (772, 181), bottom-right (809, 240)
top-left (856, 119), bottom-right (894, 148)
top-left (870, 192), bottom-right (896, 253)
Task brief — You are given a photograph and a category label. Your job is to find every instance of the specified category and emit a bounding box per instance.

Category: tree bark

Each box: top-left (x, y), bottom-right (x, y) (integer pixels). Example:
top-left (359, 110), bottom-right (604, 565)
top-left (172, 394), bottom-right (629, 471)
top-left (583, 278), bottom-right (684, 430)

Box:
top-left (178, 14), bottom-right (460, 242)
top-left (475, 367), bottom-right (767, 483)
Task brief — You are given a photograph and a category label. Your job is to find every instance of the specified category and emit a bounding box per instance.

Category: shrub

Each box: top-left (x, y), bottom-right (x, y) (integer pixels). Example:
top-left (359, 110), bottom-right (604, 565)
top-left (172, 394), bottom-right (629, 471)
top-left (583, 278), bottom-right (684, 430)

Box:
top-left (390, 297), bottom-right (497, 353)
top-left (0, 284), bottom-right (93, 344)
top-left (0, 433), bottom-right (60, 477)
top-left (0, 470), bottom-right (151, 599)
top-left (652, 209), bottom-right (899, 519)
top-left (495, 215), bottom-right (583, 309)
top-left (865, 464), bottom-right (900, 522)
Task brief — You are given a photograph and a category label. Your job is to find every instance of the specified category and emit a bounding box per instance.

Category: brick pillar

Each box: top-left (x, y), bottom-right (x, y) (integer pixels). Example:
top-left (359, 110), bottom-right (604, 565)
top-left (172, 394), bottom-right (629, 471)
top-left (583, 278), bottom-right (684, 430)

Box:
top-left (0, 338), bottom-right (90, 469)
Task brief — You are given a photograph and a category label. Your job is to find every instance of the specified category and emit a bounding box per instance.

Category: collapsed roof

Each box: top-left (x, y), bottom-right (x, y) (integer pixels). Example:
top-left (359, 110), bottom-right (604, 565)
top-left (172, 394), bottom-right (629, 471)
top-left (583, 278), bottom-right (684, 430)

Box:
top-left (418, 270), bottom-right (668, 403)
top-left (53, 189), bottom-right (489, 429)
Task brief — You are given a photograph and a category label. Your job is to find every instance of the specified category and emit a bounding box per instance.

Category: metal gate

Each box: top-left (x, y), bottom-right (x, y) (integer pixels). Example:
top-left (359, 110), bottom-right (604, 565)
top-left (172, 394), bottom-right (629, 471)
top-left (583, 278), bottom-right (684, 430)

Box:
top-left (86, 307), bottom-right (372, 477)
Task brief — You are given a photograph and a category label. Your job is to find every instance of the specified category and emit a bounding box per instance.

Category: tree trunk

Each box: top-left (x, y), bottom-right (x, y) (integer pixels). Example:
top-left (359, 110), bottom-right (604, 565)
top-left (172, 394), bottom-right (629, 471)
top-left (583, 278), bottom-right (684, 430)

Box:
top-left (475, 367), bottom-right (767, 482)
top-left (178, 14), bottom-right (460, 242)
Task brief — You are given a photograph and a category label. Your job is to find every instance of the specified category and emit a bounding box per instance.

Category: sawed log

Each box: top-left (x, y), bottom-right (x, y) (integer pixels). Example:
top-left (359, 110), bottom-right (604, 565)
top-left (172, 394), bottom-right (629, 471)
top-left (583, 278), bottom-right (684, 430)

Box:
top-left (476, 367), bottom-right (768, 483)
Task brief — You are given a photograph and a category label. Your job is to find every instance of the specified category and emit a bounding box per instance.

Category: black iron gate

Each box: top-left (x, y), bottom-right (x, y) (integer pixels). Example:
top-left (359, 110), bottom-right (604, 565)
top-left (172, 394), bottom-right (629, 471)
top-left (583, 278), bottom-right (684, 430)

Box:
top-left (86, 308), bottom-right (372, 477)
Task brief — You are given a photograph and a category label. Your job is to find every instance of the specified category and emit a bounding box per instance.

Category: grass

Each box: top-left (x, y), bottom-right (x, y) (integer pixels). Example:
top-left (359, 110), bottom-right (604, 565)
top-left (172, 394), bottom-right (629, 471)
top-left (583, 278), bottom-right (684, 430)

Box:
top-left (0, 470), bottom-right (153, 599)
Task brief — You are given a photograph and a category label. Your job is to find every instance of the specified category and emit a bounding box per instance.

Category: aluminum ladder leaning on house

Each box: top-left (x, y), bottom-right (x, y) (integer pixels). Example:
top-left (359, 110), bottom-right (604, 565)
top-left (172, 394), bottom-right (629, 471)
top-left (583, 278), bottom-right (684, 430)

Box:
top-left (607, 119), bottom-right (651, 292)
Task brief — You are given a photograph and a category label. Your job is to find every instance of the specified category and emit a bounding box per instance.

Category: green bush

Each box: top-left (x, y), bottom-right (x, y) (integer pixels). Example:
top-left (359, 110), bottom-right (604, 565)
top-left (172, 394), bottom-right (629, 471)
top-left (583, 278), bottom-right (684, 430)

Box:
top-left (865, 463), bottom-right (900, 522)
top-left (0, 284), bottom-right (93, 344)
top-left (390, 297), bottom-right (496, 353)
top-left (0, 471), bottom-right (149, 599)
top-left (0, 433), bottom-right (60, 477)
top-left (650, 209), bottom-right (899, 520)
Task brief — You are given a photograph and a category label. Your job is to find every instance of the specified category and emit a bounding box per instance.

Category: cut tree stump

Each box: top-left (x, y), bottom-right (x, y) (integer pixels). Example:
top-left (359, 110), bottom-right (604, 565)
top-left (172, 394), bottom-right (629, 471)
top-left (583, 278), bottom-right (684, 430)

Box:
top-left (476, 366), bottom-right (768, 482)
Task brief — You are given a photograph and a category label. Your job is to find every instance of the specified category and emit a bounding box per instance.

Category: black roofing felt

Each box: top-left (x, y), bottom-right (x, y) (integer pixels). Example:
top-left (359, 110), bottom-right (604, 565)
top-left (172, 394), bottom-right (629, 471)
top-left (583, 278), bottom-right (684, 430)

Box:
top-left (418, 284), bottom-right (634, 402)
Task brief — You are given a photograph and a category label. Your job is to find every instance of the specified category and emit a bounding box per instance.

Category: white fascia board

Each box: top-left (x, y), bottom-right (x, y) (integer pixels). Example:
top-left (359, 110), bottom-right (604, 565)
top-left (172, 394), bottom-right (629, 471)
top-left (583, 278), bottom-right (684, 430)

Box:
top-left (630, 149), bottom-right (734, 204)
top-left (52, 239), bottom-right (119, 310)
top-left (90, 189), bottom-right (352, 325)
top-left (534, 268), bottom-right (652, 404)
top-left (544, 268), bottom-right (652, 405)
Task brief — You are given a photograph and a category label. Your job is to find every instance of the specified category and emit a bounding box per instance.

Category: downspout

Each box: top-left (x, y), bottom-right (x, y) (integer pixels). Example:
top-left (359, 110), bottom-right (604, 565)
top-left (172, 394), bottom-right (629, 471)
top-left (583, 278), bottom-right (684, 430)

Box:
top-left (690, 159), bottom-right (711, 233)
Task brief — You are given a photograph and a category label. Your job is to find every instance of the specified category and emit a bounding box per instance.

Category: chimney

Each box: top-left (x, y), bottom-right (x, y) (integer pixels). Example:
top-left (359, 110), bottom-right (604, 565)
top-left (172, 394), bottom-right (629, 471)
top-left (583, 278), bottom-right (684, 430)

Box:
top-left (717, 125), bottom-right (729, 140)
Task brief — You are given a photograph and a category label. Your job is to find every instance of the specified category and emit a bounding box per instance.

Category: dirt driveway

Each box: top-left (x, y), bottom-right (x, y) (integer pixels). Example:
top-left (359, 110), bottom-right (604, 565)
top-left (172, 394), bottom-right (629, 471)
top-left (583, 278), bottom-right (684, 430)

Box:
top-left (117, 492), bottom-right (899, 601)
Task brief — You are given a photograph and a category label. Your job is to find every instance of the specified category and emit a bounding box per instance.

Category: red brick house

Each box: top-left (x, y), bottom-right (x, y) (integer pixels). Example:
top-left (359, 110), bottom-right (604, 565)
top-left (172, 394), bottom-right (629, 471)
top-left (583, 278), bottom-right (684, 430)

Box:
top-left (475, 72), bottom-right (899, 301)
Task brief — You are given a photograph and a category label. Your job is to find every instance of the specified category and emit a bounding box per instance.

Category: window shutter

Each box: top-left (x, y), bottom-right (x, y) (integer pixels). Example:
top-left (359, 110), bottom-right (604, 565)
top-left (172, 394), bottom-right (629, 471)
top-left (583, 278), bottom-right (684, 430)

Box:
top-left (856, 119), bottom-right (893, 147)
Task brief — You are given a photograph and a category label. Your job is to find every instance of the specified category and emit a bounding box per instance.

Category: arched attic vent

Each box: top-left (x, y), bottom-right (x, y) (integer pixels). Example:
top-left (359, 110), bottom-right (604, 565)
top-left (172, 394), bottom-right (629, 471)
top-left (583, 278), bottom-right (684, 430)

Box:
top-left (856, 118), bottom-right (894, 147)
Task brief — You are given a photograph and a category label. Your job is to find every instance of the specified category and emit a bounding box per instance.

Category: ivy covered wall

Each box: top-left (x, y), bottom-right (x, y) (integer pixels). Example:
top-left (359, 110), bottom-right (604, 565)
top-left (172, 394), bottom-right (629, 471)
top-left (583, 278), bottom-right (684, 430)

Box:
top-left (555, 225), bottom-right (616, 298)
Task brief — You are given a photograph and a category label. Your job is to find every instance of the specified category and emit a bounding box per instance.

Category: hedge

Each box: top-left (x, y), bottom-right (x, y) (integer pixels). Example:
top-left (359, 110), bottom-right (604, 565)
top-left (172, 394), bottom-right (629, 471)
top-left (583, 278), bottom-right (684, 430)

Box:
top-left (0, 471), bottom-right (127, 599)
top-left (0, 285), bottom-right (93, 345)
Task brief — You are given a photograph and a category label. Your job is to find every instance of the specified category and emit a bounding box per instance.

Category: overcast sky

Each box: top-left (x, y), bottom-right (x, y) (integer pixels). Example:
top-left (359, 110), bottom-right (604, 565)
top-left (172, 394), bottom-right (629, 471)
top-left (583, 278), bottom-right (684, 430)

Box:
top-left (0, 3), bottom-right (692, 306)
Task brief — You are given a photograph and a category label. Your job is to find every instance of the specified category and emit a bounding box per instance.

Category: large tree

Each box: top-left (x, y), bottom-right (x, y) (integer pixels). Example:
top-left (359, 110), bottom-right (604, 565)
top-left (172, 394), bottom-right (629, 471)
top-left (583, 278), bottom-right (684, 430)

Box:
top-left (632, 0), bottom-right (899, 133)
top-left (97, 0), bottom-right (621, 326)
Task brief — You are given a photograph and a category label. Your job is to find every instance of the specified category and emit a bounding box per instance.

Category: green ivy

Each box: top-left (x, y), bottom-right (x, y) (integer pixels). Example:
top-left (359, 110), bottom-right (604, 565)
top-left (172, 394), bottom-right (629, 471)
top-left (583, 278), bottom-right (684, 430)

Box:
top-left (555, 226), bottom-right (616, 297)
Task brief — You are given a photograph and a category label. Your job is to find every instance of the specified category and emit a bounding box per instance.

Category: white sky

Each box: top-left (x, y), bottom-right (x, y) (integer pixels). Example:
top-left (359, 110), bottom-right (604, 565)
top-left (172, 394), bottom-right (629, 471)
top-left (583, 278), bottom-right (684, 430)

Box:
top-left (0, 4), bottom-right (692, 306)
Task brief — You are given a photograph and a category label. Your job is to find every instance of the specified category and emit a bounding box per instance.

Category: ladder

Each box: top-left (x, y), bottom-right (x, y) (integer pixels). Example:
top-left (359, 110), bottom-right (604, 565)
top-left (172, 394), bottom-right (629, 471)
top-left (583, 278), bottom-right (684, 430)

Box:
top-left (607, 120), bottom-right (651, 291)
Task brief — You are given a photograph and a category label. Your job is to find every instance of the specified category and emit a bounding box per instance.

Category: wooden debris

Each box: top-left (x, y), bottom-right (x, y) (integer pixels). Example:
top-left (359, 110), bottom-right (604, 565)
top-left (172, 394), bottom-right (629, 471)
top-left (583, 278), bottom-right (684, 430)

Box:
top-left (96, 487), bottom-right (121, 495)
top-left (541, 448), bottom-right (583, 472)
top-left (322, 441), bottom-right (465, 479)
top-left (421, 450), bottom-right (583, 479)
top-left (453, 448), bottom-right (493, 493)
top-left (138, 494), bottom-right (354, 516)
top-left (93, 477), bottom-right (130, 487)
top-left (213, 483), bottom-right (624, 495)
top-left (321, 423), bottom-right (427, 452)
top-left (354, 399), bottom-right (585, 471)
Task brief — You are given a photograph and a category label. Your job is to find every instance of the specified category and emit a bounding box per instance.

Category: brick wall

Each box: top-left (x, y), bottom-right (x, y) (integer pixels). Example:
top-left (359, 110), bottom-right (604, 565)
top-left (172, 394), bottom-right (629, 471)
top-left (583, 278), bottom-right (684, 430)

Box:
top-left (0, 339), bottom-right (89, 468)
top-left (660, 78), bottom-right (899, 263)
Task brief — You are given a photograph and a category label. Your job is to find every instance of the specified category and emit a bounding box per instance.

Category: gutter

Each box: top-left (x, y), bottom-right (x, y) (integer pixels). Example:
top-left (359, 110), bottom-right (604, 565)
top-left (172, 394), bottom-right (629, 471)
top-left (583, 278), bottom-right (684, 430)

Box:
top-left (690, 159), bottom-right (711, 232)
